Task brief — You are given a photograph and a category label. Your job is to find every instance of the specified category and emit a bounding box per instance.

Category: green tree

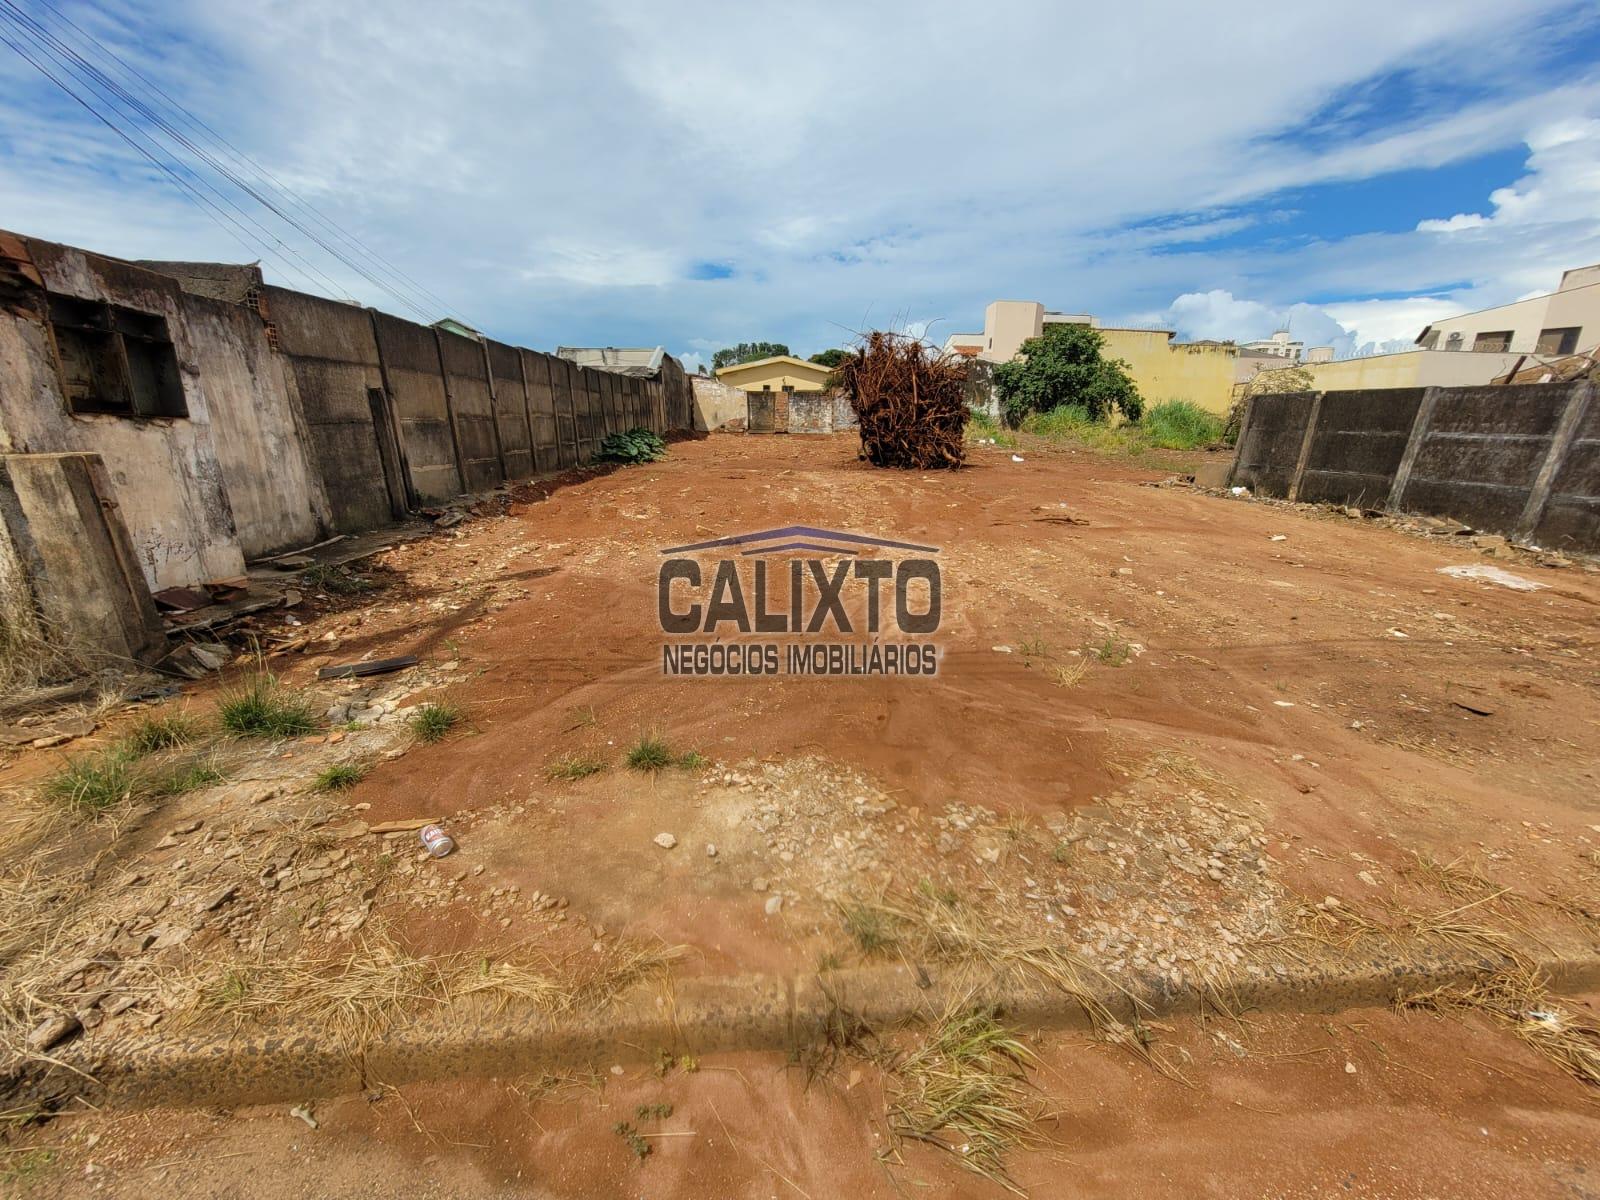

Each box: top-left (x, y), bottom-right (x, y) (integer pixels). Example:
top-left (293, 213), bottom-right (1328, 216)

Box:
top-left (991, 325), bottom-right (1142, 427)
top-left (808, 348), bottom-right (849, 368)
top-left (712, 342), bottom-right (790, 370)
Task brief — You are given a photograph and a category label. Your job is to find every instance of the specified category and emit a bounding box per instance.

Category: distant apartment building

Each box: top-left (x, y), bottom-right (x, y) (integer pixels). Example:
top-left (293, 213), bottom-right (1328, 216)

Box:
top-left (1280, 261), bottom-right (1600, 392)
top-left (1414, 263), bottom-right (1599, 356)
top-left (1239, 330), bottom-right (1304, 359)
top-left (941, 300), bottom-right (1238, 415)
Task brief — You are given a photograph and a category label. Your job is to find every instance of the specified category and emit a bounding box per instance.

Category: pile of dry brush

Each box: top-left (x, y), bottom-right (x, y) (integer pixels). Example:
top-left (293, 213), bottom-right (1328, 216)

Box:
top-left (834, 332), bottom-right (969, 469)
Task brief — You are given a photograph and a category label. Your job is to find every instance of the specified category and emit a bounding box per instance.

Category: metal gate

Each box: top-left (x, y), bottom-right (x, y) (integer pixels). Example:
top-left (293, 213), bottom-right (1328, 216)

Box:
top-left (747, 391), bottom-right (779, 433)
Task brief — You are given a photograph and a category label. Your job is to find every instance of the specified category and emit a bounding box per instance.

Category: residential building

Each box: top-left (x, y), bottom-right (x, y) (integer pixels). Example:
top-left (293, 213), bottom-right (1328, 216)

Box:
top-left (1415, 263), bottom-right (1599, 356)
top-left (941, 300), bottom-right (1239, 415)
top-left (714, 354), bottom-right (832, 394)
top-left (1239, 330), bottom-right (1303, 360)
top-left (556, 346), bottom-right (667, 377)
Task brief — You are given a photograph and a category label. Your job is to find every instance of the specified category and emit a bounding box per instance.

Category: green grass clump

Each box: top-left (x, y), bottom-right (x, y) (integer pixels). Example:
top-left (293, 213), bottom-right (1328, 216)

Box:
top-left (1021, 404), bottom-right (1143, 454)
top-left (676, 749), bottom-right (708, 770)
top-left (546, 754), bottom-right (606, 781)
top-left (625, 733), bottom-right (674, 772)
top-left (1140, 400), bottom-right (1224, 450)
top-left (409, 701), bottom-right (463, 743)
top-left (218, 675), bottom-right (318, 738)
top-left (152, 759), bottom-right (225, 798)
top-left (1091, 637), bottom-right (1131, 666)
top-left (313, 762), bottom-right (367, 791)
top-left (838, 899), bottom-right (897, 954)
top-left (42, 750), bottom-right (142, 814)
top-left (122, 711), bottom-right (202, 756)
top-left (966, 408), bottom-right (1016, 447)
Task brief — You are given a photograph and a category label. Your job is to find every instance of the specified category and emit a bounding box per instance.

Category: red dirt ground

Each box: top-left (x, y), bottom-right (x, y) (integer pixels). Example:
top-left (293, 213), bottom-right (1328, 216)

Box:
top-left (14, 998), bottom-right (1600, 1198)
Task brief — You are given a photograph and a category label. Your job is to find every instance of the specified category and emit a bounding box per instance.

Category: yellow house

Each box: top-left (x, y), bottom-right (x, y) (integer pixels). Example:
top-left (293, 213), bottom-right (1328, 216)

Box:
top-left (941, 301), bottom-right (1239, 415)
top-left (715, 355), bottom-right (832, 393)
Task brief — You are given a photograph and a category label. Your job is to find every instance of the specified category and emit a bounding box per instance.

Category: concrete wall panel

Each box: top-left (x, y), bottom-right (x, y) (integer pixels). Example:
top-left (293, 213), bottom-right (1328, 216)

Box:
top-left (486, 339), bottom-right (534, 480)
top-left (371, 313), bottom-right (460, 503)
top-left (437, 329), bottom-right (502, 493)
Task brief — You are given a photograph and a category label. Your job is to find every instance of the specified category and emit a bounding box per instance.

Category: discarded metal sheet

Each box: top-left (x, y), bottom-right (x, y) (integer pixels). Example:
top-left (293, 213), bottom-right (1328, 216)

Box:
top-left (316, 655), bottom-right (419, 680)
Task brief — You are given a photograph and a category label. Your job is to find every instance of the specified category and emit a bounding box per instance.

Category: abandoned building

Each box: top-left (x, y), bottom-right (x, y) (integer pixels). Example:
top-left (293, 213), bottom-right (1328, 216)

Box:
top-left (0, 229), bottom-right (693, 680)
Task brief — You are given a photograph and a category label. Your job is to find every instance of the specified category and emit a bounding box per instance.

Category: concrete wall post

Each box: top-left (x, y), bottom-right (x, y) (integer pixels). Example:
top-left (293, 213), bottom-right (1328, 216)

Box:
top-left (432, 328), bottom-right (469, 494)
top-left (1286, 391), bottom-right (1324, 502)
top-left (1386, 385), bottom-right (1442, 513)
top-left (1513, 380), bottom-right (1593, 545)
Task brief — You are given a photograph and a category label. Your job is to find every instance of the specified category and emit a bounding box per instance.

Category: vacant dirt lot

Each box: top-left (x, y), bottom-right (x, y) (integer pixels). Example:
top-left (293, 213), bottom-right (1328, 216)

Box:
top-left (3, 431), bottom-right (1598, 1196)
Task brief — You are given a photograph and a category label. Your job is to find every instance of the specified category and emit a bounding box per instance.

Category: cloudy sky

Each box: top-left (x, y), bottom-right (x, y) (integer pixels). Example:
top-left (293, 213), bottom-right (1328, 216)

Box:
top-left (2, 1), bottom-right (1599, 370)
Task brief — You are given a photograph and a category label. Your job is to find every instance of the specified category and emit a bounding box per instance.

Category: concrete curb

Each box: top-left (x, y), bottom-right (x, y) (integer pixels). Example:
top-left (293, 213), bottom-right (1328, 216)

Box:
top-left (12, 949), bottom-right (1600, 1111)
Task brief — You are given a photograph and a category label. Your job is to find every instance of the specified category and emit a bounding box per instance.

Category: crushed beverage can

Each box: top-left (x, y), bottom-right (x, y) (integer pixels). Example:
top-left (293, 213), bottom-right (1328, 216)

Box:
top-left (419, 824), bottom-right (455, 858)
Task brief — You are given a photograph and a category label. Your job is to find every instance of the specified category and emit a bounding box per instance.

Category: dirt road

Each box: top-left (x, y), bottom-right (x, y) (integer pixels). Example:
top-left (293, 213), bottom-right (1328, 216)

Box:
top-left (3, 430), bottom-right (1598, 1197)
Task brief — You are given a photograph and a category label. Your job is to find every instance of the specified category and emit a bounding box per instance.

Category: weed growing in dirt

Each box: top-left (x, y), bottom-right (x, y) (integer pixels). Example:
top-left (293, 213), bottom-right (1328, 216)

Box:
top-left (1051, 659), bottom-right (1088, 688)
top-left (41, 750), bottom-right (141, 814)
top-left (625, 733), bottom-right (674, 772)
top-left (676, 749), bottom-right (707, 770)
top-left (839, 898), bottom-right (897, 954)
top-left (612, 1121), bottom-right (652, 1159)
top-left (0, 1147), bottom-right (56, 1188)
top-left (546, 754), bottom-right (606, 781)
top-left (1141, 400), bottom-right (1223, 450)
top-left (122, 711), bottom-right (202, 756)
top-left (410, 701), bottom-right (462, 743)
top-left (889, 1009), bottom-right (1039, 1191)
top-left (218, 675), bottom-right (318, 738)
top-left (313, 762), bottom-right (367, 791)
top-left (1017, 635), bottom-right (1048, 659)
top-left (597, 427), bottom-right (667, 464)
top-left (301, 564), bottom-right (375, 595)
top-left (1091, 637), bottom-right (1131, 666)
top-left (151, 757), bottom-right (226, 798)
top-left (966, 409), bottom-right (1016, 447)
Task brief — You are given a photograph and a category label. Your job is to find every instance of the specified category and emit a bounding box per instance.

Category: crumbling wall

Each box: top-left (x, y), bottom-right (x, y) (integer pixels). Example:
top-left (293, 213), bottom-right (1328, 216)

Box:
top-left (1231, 380), bottom-right (1598, 552)
top-left (0, 239), bottom-right (247, 589)
top-left (182, 293), bottom-right (330, 558)
top-left (0, 453), bottom-right (166, 682)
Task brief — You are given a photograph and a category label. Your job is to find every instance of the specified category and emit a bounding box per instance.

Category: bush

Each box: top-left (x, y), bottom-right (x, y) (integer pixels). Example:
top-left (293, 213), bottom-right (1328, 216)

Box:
top-left (1141, 400), bottom-right (1223, 450)
top-left (992, 324), bottom-right (1142, 427)
top-left (218, 675), bottom-right (318, 738)
top-left (409, 701), bottom-right (462, 743)
top-left (597, 428), bottom-right (667, 464)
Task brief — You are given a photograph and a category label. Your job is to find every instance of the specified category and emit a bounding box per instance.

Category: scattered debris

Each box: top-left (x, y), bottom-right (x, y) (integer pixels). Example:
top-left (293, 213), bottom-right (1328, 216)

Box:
top-left (317, 655), bottom-right (420, 680)
top-left (290, 1104), bottom-right (319, 1130)
top-left (654, 832), bottom-right (678, 850)
top-left (1437, 564), bottom-right (1549, 591)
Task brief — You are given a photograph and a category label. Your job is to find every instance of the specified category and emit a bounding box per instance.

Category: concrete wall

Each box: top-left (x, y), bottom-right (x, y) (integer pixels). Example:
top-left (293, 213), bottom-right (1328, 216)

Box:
top-left (371, 312), bottom-right (461, 504)
top-left (691, 376), bottom-right (746, 430)
top-left (486, 339), bottom-right (537, 480)
top-left (181, 293), bottom-right (330, 558)
top-left (437, 328), bottom-right (503, 494)
top-left (262, 286), bottom-right (401, 533)
top-left (0, 452), bottom-right (166, 673)
top-left (0, 238), bottom-right (247, 589)
top-left (1231, 381), bottom-right (1598, 552)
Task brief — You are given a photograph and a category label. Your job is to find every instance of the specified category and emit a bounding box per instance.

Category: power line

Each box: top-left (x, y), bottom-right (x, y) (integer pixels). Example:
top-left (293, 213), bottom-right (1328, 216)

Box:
top-left (32, 0), bottom-right (464, 321)
top-left (0, 16), bottom-right (343, 300)
top-left (1, 0), bottom-right (463, 324)
top-left (0, 0), bottom-right (431, 318)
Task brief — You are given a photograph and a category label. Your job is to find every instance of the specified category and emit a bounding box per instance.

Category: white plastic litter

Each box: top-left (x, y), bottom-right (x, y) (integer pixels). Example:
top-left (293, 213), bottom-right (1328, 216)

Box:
top-left (1011, 454), bottom-right (1025, 463)
top-left (1437, 564), bottom-right (1548, 591)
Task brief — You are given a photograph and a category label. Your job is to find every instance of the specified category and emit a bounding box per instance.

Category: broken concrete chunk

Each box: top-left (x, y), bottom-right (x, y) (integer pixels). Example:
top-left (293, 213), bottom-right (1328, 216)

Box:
top-left (27, 1013), bottom-right (81, 1052)
top-left (653, 832), bottom-right (677, 850)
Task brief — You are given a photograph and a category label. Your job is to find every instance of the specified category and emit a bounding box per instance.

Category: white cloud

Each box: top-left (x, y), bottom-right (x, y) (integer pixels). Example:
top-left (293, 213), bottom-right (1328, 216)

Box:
top-left (1, 1), bottom-right (1598, 361)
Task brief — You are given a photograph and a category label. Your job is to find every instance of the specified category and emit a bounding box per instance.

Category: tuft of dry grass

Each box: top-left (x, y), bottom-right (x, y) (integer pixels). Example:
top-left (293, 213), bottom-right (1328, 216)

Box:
top-left (888, 1008), bottom-right (1040, 1195)
top-left (1401, 966), bottom-right (1600, 1088)
top-left (832, 885), bottom-right (1173, 1075)
top-left (166, 928), bottom-right (679, 1046)
top-left (121, 711), bottom-right (203, 756)
top-left (1049, 659), bottom-right (1088, 688)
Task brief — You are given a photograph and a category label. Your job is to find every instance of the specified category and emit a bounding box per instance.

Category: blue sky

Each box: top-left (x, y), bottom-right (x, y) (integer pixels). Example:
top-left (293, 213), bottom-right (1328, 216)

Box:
top-left (1, 1), bottom-right (1599, 369)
